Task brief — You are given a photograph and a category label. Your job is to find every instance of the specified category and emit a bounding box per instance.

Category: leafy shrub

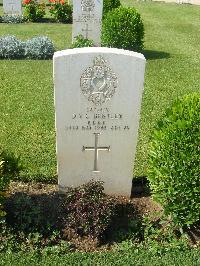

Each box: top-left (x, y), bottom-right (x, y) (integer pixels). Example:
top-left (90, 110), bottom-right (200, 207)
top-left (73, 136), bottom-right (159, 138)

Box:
top-left (25, 36), bottom-right (55, 59)
top-left (1, 15), bottom-right (24, 23)
top-left (6, 181), bottom-right (113, 237)
top-left (0, 36), bottom-right (25, 59)
top-left (141, 213), bottom-right (189, 255)
top-left (23, 0), bottom-right (45, 22)
top-left (103, 0), bottom-right (121, 17)
top-left (62, 181), bottom-right (115, 238)
top-left (0, 222), bottom-right (73, 253)
top-left (71, 35), bottom-right (94, 48)
top-left (0, 150), bottom-right (21, 220)
top-left (6, 193), bottom-right (58, 234)
top-left (48, 0), bottom-right (72, 23)
top-left (102, 7), bottom-right (144, 52)
top-left (148, 94), bottom-right (200, 227)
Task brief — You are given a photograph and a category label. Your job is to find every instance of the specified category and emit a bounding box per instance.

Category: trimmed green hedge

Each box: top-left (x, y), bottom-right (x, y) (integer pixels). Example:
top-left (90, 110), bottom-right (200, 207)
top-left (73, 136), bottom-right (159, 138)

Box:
top-left (102, 7), bottom-right (144, 52)
top-left (103, 0), bottom-right (121, 17)
top-left (148, 94), bottom-right (200, 227)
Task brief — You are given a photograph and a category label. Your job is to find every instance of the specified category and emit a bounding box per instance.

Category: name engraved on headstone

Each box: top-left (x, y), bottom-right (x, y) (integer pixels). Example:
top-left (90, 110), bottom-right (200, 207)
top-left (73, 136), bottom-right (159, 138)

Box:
top-left (74, 17), bottom-right (101, 23)
top-left (65, 108), bottom-right (129, 132)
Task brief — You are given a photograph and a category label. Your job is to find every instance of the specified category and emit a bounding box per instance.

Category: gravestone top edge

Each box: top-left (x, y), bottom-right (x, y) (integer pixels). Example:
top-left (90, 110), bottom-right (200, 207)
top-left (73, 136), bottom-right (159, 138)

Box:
top-left (53, 47), bottom-right (146, 61)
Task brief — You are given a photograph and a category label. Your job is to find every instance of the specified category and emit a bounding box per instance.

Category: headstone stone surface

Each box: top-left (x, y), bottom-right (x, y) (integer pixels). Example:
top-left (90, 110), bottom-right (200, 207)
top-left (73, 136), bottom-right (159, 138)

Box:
top-left (54, 47), bottom-right (146, 196)
top-left (3, 0), bottom-right (22, 15)
top-left (72, 0), bottom-right (103, 46)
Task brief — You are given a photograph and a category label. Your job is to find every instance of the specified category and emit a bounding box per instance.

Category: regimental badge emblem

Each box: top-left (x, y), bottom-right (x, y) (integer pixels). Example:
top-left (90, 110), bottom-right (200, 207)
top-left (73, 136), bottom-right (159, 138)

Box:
top-left (81, 0), bottom-right (95, 12)
top-left (80, 56), bottom-right (118, 106)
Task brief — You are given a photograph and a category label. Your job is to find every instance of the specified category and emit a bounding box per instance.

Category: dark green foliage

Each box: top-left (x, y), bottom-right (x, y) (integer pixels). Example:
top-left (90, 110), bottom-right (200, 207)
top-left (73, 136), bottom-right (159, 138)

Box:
top-left (103, 0), bottom-right (121, 17)
top-left (6, 193), bottom-right (58, 234)
top-left (62, 181), bottom-right (115, 238)
top-left (0, 222), bottom-right (72, 254)
top-left (141, 213), bottom-right (190, 255)
top-left (148, 94), bottom-right (200, 227)
top-left (101, 7), bottom-right (144, 52)
top-left (5, 181), bottom-right (115, 239)
top-left (71, 35), bottom-right (94, 48)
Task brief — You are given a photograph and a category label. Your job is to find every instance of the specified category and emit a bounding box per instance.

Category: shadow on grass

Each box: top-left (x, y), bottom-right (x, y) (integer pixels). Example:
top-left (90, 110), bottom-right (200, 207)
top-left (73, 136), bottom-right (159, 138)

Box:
top-left (103, 201), bottom-right (143, 245)
top-left (142, 50), bottom-right (170, 60)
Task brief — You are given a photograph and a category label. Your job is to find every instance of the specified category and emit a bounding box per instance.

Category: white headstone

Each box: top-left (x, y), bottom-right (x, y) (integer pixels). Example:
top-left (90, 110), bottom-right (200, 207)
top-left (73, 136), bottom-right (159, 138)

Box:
top-left (3, 0), bottom-right (22, 16)
top-left (72, 0), bottom-right (103, 46)
top-left (54, 47), bottom-right (146, 196)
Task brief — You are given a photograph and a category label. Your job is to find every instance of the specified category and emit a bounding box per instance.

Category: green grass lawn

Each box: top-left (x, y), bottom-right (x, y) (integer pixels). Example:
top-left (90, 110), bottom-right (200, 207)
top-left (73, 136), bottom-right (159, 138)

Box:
top-left (1, 248), bottom-right (200, 265)
top-left (0, 1), bottom-right (200, 181)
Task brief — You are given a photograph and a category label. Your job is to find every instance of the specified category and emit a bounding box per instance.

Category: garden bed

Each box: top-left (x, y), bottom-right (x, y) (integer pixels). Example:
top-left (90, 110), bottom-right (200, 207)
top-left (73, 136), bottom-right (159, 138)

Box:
top-left (5, 181), bottom-right (162, 252)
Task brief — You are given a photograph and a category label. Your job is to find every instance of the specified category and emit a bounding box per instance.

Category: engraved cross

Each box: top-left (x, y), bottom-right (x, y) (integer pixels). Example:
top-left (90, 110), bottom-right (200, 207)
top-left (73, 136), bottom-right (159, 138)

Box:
top-left (82, 23), bottom-right (92, 39)
top-left (82, 133), bottom-right (110, 172)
